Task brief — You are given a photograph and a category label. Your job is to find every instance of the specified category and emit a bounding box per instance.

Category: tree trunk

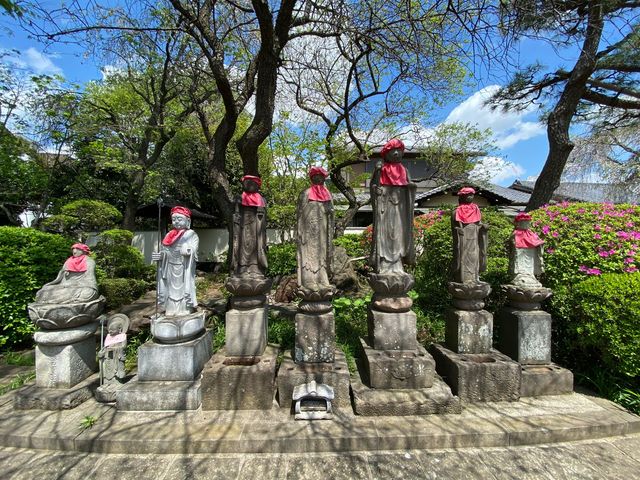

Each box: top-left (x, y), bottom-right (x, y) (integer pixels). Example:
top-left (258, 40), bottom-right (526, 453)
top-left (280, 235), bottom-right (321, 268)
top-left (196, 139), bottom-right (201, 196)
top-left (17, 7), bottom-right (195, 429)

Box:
top-left (122, 170), bottom-right (146, 231)
top-left (526, 1), bottom-right (604, 211)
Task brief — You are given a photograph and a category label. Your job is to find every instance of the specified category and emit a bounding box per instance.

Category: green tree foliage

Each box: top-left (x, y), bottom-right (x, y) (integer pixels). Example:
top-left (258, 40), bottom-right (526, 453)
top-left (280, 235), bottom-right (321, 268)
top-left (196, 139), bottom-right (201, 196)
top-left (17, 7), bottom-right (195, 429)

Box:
top-left (40, 200), bottom-right (122, 240)
top-left (0, 227), bottom-right (69, 349)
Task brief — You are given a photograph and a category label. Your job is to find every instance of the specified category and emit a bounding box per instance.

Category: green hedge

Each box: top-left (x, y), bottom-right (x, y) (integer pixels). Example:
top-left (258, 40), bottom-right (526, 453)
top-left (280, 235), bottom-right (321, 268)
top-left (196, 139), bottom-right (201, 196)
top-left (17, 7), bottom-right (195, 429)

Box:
top-left (99, 278), bottom-right (150, 310)
top-left (266, 241), bottom-right (297, 277)
top-left (0, 227), bottom-right (70, 349)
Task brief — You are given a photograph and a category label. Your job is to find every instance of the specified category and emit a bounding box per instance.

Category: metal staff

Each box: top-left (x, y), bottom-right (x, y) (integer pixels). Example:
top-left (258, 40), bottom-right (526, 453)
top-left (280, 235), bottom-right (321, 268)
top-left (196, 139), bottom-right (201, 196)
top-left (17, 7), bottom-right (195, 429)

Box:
top-left (155, 197), bottom-right (164, 323)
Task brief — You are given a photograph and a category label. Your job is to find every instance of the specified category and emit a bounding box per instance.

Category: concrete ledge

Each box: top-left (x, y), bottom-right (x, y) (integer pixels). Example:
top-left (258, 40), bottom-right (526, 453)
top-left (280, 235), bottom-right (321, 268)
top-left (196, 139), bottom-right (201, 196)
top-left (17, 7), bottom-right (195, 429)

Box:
top-left (520, 364), bottom-right (573, 397)
top-left (1, 386), bottom-right (639, 454)
top-left (116, 377), bottom-right (201, 411)
top-left (14, 373), bottom-right (98, 410)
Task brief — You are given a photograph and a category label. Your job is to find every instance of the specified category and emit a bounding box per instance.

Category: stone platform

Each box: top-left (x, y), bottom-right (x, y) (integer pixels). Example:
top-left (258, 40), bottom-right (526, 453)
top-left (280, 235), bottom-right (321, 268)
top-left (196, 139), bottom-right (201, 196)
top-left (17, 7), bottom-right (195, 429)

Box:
top-left (15, 373), bottom-right (98, 411)
top-left (0, 383), bottom-right (638, 455)
top-left (201, 345), bottom-right (278, 411)
top-left (521, 363), bottom-right (574, 397)
top-left (277, 350), bottom-right (350, 412)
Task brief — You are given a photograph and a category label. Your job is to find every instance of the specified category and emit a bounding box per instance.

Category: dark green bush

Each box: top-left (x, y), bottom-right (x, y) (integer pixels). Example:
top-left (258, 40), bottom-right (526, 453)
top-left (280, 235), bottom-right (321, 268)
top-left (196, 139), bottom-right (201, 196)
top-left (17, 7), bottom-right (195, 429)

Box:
top-left (334, 233), bottom-right (368, 271)
top-left (414, 208), bottom-right (512, 343)
top-left (0, 227), bottom-right (70, 349)
top-left (99, 278), bottom-right (149, 310)
top-left (266, 241), bottom-right (297, 277)
top-left (93, 229), bottom-right (154, 281)
top-left (40, 200), bottom-right (122, 239)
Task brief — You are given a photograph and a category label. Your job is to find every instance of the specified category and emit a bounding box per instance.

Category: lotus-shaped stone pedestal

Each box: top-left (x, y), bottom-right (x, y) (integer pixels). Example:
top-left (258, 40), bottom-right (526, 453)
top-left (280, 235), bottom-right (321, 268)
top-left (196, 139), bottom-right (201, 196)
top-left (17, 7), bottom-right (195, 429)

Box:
top-left (296, 285), bottom-right (335, 314)
top-left (503, 284), bottom-right (552, 310)
top-left (447, 281), bottom-right (491, 311)
top-left (368, 272), bottom-right (414, 313)
top-left (151, 311), bottom-right (206, 344)
top-left (28, 296), bottom-right (106, 330)
top-left (225, 274), bottom-right (272, 309)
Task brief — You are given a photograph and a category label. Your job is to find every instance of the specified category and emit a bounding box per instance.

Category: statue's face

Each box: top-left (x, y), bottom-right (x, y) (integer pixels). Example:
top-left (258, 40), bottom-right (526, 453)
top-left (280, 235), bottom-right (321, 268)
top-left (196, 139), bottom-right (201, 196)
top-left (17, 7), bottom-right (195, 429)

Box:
top-left (243, 180), bottom-right (259, 193)
top-left (172, 214), bottom-right (189, 229)
top-left (311, 174), bottom-right (325, 185)
top-left (384, 148), bottom-right (403, 163)
top-left (516, 220), bottom-right (532, 230)
top-left (459, 194), bottom-right (474, 204)
top-left (108, 323), bottom-right (121, 335)
top-left (71, 248), bottom-right (85, 257)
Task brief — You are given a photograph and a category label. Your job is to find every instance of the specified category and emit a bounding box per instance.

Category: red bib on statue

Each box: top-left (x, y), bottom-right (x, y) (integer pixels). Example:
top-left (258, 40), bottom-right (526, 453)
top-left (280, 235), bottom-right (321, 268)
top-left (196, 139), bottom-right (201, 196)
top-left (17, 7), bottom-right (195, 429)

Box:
top-left (64, 255), bottom-right (88, 272)
top-left (241, 192), bottom-right (266, 207)
top-left (515, 229), bottom-right (544, 248)
top-left (162, 229), bottom-right (186, 246)
top-left (455, 204), bottom-right (481, 223)
top-left (380, 163), bottom-right (407, 186)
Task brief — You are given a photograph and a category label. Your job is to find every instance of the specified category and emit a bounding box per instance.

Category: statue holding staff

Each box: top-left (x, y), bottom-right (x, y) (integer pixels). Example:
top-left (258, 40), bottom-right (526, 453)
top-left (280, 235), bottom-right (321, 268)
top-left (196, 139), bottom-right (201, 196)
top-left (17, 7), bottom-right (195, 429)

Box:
top-left (451, 187), bottom-right (488, 284)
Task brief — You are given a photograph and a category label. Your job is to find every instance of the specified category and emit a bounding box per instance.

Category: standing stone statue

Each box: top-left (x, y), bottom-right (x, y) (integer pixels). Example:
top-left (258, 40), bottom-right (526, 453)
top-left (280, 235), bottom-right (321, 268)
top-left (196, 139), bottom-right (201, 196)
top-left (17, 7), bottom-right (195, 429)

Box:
top-left (153, 206), bottom-right (198, 316)
top-left (96, 313), bottom-right (129, 402)
top-left (369, 139), bottom-right (416, 274)
top-left (451, 187), bottom-right (488, 284)
top-left (151, 206), bottom-right (203, 344)
top-left (297, 166), bottom-right (334, 300)
top-left (508, 212), bottom-right (544, 288)
top-left (230, 175), bottom-right (269, 277)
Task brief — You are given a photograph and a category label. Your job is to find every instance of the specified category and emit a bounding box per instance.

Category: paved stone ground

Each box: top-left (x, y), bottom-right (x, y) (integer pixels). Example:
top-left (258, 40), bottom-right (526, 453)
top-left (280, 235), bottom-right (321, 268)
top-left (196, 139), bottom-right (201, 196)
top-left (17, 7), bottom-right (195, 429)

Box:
top-left (0, 434), bottom-right (639, 479)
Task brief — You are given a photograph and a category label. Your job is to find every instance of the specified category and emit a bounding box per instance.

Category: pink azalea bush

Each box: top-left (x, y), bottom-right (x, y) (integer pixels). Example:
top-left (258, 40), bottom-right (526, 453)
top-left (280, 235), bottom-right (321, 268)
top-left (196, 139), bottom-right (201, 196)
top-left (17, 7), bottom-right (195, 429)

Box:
top-left (530, 202), bottom-right (640, 287)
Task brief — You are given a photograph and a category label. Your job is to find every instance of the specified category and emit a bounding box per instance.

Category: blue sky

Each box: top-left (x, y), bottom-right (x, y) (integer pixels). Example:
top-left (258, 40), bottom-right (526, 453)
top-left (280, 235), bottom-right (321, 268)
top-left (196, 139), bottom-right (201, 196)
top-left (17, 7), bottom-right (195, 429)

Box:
top-left (1, 8), bottom-right (583, 187)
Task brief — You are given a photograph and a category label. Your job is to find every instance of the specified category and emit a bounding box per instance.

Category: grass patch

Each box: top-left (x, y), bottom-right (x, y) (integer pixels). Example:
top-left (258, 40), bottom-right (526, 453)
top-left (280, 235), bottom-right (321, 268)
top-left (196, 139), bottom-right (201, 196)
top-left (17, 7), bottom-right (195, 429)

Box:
top-left (1, 350), bottom-right (35, 367)
top-left (0, 371), bottom-right (35, 396)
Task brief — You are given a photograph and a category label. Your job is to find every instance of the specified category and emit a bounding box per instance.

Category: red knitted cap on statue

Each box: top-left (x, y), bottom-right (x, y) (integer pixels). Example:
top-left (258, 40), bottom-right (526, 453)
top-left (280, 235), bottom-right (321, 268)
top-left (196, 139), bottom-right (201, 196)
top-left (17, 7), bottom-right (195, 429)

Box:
top-left (457, 187), bottom-right (476, 196)
top-left (514, 212), bottom-right (532, 223)
top-left (309, 166), bottom-right (328, 179)
top-left (241, 175), bottom-right (262, 188)
top-left (71, 243), bottom-right (91, 254)
top-left (171, 206), bottom-right (191, 218)
top-left (380, 139), bottom-right (405, 159)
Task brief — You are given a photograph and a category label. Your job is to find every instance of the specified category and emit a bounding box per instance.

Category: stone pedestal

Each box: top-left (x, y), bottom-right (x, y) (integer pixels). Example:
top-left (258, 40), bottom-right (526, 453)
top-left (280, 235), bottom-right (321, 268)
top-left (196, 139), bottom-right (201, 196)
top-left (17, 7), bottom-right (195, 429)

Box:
top-left (367, 308), bottom-right (417, 351)
top-left (277, 350), bottom-right (350, 412)
top-left (430, 344), bottom-right (521, 403)
top-left (295, 312), bottom-right (335, 363)
top-left (360, 338), bottom-right (434, 389)
top-left (520, 364), bottom-right (573, 397)
top-left (116, 330), bottom-right (212, 411)
top-left (201, 345), bottom-right (278, 410)
top-left (445, 309), bottom-right (493, 354)
top-left (35, 336), bottom-right (97, 389)
top-left (138, 331), bottom-right (213, 381)
top-left (225, 308), bottom-right (268, 357)
top-left (496, 308), bottom-right (551, 364)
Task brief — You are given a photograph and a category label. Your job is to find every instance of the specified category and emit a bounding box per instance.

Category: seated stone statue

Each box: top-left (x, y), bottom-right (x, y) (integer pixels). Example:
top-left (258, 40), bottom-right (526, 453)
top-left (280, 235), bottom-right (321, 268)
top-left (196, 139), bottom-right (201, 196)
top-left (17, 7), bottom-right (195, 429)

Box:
top-left (369, 139), bottom-right (416, 275)
top-left (152, 206), bottom-right (199, 316)
top-left (35, 243), bottom-right (100, 304)
top-left (451, 187), bottom-right (488, 284)
top-left (508, 212), bottom-right (544, 288)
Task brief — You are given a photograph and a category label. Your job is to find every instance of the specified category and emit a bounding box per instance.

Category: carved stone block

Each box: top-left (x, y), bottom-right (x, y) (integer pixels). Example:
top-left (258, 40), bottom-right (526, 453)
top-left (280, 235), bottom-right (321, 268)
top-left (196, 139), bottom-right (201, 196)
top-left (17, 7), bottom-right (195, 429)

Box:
top-left (117, 377), bottom-right (202, 411)
top-left (295, 312), bottom-right (335, 363)
top-left (367, 308), bottom-right (417, 351)
top-left (496, 308), bottom-right (551, 364)
top-left (35, 335), bottom-right (97, 389)
top-left (359, 338), bottom-right (435, 389)
top-left (520, 364), bottom-right (573, 397)
top-left (137, 330), bottom-right (212, 381)
top-left (445, 308), bottom-right (493, 354)
top-left (225, 308), bottom-right (268, 357)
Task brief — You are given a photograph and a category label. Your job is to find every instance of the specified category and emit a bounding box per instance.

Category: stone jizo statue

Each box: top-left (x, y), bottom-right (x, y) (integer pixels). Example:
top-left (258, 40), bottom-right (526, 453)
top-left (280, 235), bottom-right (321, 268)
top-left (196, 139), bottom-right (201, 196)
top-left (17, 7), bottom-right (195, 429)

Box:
top-left (99, 313), bottom-right (128, 387)
top-left (153, 206), bottom-right (198, 316)
top-left (508, 212), bottom-right (544, 288)
top-left (230, 175), bottom-right (268, 277)
top-left (451, 187), bottom-right (488, 284)
top-left (297, 166), bottom-right (334, 296)
top-left (369, 139), bottom-right (416, 275)
top-left (35, 243), bottom-right (100, 304)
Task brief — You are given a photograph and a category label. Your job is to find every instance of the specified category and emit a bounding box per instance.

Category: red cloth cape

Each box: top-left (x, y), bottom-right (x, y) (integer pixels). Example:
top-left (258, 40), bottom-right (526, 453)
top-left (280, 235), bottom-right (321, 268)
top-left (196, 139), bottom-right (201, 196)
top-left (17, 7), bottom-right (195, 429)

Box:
top-left (515, 229), bottom-right (544, 248)
top-left (308, 185), bottom-right (332, 202)
top-left (380, 162), bottom-right (408, 186)
top-left (241, 192), bottom-right (266, 207)
top-left (455, 203), bottom-right (481, 223)
top-left (64, 255), bottom-right (88, 272)
top-left (162, 229), bottom-right (187, 246)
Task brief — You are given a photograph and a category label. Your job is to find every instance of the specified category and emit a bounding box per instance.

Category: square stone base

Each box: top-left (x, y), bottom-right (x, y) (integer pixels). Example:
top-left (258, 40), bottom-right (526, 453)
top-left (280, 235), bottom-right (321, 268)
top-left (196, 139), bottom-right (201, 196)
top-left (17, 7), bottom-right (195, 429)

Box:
top-left (367, 308), bottom-right (417, 350)
top-left (277, 349), bottom-right (350, 412)
top-left (496, 308), bottom-right (551, 364)
top-left (359, 338), bottom-right (435, 389)
top-left (225, 308), bottom-right (268, 356)
top-left (445, 308), bottom-right (493, 354)
top-left (520, 364), bottom-right (573, 397)
top-left (351, 362), bottom-right (461, 416)
top-left (138, 331), bottom-right (212, 381)
top-left (116, 377), bottom-right (201, 411)
top-left (36, 336), bottom-right (97, 389)
top-left (201, 345), bottom-right (278, 410)
top-left (430, 344), bottom-right (521, 403)
top-left (295, 312), bottom-right (335, 363)
top-left (15, 373), bottom-right (98, 410)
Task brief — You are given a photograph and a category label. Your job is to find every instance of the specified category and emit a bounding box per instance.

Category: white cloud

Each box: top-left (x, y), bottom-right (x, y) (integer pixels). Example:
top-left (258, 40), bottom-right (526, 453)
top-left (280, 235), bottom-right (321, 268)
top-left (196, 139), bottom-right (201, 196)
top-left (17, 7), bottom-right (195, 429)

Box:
top-left (470, 156), bottom-right (525, 184)
top-left (22, 48), bottom-right (63, 75)
top-left (445, 86), bottom-right (545, 150)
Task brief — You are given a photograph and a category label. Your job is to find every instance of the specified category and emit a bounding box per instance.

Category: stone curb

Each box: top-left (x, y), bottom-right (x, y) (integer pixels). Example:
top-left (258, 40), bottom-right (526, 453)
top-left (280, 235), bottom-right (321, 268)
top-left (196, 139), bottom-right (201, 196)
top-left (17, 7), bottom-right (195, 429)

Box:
top-left (0, 391), bottom-right (638, 455)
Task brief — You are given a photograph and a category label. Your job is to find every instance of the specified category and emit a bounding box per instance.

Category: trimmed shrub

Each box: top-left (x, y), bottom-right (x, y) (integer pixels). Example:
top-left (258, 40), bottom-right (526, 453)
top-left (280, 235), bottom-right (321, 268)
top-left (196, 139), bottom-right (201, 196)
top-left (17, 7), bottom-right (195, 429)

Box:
top-left (266, 241), bottom-right (297, 277)
top-left (0, 227), bottom-right (70, 349)
top-left (99, 278), bottom-right (149, 310)
top-left (40, 200), bottom-right (122, 239)
top-left (93, 229), bottom-right (154, 281)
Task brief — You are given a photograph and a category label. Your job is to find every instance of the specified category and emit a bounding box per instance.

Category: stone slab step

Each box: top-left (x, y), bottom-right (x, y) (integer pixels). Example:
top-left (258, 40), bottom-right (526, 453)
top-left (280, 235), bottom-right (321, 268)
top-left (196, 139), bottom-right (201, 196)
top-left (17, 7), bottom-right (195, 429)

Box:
top-left (0, 390), bottom-right (637, 454)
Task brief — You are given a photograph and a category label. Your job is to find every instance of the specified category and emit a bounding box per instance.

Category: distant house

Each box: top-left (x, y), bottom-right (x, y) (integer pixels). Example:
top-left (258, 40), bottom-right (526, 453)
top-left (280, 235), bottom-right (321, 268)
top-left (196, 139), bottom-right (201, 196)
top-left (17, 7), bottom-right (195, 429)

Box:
top-left (509, 180), bottom-right (638, 204)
